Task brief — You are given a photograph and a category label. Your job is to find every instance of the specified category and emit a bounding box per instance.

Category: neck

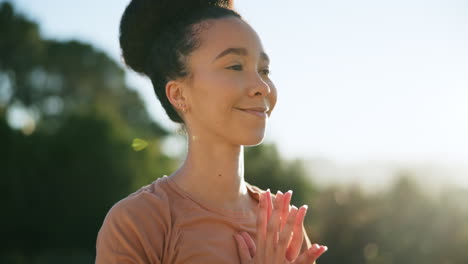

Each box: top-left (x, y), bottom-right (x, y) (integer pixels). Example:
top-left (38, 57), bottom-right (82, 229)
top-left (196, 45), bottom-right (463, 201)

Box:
top-left (169, 134), bottom-right (250, 211)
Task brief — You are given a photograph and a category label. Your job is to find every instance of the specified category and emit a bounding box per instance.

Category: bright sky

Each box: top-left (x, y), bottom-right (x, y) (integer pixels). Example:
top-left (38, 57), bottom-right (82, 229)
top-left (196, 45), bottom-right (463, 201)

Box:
top-left (7, 0), bottom-right (468, 168)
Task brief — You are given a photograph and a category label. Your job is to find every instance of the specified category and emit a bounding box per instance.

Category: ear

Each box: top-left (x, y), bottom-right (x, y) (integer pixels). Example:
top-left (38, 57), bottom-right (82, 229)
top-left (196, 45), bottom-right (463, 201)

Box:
top-left (165, 79), bottom-right (188, 112)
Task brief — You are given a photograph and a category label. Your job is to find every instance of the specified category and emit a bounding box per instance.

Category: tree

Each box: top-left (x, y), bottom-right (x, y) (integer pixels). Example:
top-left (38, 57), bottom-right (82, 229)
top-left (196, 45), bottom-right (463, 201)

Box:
top-left (0, 2), bottom-right (176, 262)
top-left (245, 143), bottom-right (318, 212)
top-left (0, 1), bottom-right (167, 138)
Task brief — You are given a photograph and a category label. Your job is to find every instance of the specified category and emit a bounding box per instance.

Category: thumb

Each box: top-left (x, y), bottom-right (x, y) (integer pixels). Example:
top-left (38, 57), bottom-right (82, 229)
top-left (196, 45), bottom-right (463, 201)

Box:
top-left (234, 233), bottom-right (252, 264)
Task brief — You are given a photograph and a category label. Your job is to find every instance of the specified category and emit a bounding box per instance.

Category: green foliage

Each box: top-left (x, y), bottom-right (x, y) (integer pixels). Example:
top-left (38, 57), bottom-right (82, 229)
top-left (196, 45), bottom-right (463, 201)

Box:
top-left (0, 2), bottom-right (175, 263)
top-left (0, 1), bottom-right (166, 137)
top-left (0, 1), bottom-right (44, 107)
top-left (245, 143), bottom-right (318, 207)
top-left (0, 112), bottom-right (176, 262)
top-left (311, 174), bottom-right (468, 264)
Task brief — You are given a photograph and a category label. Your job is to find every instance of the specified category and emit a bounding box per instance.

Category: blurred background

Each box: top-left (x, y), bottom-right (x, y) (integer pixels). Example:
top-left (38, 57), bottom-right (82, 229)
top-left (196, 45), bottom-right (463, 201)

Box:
top-left (1, 0), bottom-right (467, 263)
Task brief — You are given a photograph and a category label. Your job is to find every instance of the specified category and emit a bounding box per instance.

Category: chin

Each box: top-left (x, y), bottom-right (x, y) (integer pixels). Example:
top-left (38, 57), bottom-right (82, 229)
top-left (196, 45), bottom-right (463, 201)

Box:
top-left (243, 139), bottom-right (265, 147)
top-left (237, 131), bottom-right (267, 146)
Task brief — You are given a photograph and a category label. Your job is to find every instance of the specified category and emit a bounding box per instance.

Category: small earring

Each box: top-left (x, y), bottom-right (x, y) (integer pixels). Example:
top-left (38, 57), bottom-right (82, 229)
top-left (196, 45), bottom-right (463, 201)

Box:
top-left (177, 103), bottom-right (187, 113)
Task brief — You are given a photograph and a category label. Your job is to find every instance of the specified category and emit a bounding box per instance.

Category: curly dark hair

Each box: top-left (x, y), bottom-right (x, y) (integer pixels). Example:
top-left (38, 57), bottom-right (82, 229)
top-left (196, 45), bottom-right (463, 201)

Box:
top-left (119, 0), bottom-right (242, 124)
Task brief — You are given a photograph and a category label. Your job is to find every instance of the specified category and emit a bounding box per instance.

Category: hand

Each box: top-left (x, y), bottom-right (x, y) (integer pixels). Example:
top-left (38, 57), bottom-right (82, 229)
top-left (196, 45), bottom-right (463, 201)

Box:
top-left (234, 190), bottom-right (328, 263)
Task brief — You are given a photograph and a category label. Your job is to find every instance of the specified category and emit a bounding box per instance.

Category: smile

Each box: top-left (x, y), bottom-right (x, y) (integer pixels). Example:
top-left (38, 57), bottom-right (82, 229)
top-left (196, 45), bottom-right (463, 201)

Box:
top-left (236, 108), bottom-right (267, 119)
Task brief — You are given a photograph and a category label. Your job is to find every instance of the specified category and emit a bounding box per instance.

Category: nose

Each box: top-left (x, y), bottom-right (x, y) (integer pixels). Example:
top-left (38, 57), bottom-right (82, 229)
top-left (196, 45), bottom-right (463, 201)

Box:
top-left (248, 72), bottom-right (271, 97)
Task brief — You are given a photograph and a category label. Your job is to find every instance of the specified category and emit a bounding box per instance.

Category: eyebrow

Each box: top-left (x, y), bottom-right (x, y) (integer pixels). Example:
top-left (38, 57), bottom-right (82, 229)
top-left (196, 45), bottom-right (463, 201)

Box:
top-left (212, 47), bottom-right (270, 63)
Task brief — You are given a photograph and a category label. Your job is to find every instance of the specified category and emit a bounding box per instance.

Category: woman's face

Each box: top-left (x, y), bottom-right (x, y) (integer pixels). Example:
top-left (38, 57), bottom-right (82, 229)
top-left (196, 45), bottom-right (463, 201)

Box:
top-left (181, 16), bottom-right (277, 146)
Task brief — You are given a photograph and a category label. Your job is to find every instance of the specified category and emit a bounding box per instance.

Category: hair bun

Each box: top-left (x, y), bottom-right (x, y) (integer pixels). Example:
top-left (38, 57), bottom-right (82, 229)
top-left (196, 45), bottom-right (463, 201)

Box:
top-left (119, 0), bottom-right (234, 74)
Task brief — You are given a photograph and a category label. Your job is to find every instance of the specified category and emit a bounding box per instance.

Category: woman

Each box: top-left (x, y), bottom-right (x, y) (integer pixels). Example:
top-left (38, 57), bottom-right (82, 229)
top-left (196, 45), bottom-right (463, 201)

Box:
top-left (95, 0), bottom-right (328, 263)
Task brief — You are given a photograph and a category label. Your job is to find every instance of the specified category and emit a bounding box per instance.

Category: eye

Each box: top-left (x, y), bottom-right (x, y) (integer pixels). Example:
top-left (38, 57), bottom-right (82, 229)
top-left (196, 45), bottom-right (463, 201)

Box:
top-left (260, 68), bottom-right (271, 76)
top-left (227, 65), bottom-right (243, 71)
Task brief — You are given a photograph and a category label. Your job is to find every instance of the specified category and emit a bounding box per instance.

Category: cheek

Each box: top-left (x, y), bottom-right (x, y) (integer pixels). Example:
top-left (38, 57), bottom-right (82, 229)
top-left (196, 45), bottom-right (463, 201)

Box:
top-left (192, 72), bottom-right (242, 113)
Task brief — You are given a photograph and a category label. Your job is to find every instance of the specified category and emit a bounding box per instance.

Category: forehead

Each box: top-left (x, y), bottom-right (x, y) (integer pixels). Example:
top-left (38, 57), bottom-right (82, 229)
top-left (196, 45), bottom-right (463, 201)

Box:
top-left (191, 17), bottom-right (265, 62)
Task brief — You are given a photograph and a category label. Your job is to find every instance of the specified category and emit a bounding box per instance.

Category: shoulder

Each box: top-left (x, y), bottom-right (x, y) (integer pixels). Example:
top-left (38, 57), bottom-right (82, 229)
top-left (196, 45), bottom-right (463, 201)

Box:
top-left (96, 176), bottom-right (172, 263)
top-left (102, 176), bottom-right (172, 229)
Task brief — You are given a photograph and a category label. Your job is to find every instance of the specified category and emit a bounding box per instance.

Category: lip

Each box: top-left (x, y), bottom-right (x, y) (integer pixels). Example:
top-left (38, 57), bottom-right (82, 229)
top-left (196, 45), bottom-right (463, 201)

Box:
top-left (236, 108), bottom-right (268, 119)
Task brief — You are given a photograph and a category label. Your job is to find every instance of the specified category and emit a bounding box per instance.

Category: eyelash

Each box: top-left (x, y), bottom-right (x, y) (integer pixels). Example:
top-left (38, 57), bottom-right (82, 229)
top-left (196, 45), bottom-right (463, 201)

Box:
top-left (227, 65), bottom-right (271, 76)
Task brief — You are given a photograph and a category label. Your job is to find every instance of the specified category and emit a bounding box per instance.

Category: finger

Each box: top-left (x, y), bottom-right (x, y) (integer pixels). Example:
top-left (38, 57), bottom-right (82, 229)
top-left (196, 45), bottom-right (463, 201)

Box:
top-left (293, 244), bottom-right (328, 264)
top-left (234, 233), bottom-right (253, 264)
top-left (277, 205), bottom-right (298, 261)
top-left (240, 232), bottom-right (256, 258)
top-left (266, 189), bottom-right (272, 221)
top-left (256, 191), bottom-right (267, 259)
top-left (281, 190), bottom-right (292, 229)
top-left (286, 205), bottom-right (307, 261)
top-left (265, 191), bottom-right (284, 260)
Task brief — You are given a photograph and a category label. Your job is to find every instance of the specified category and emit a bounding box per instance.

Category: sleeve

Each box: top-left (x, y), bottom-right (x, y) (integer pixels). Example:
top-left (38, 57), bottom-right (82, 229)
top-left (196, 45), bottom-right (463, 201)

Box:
top-left (95, 195), bottom-right (168, 264)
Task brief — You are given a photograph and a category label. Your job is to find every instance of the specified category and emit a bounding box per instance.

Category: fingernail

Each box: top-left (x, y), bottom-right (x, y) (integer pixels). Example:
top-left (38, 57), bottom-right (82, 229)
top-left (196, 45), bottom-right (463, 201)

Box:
top-left (322, 246), bottom-right (328, 252)
top-left (303, 205), bottom-right (308, 210)
top-left (290, 206), bottom-right (298, 214)
top-left (278, 190), bottom-right (283, 195)
top-left (267, 188), bottom-right (270, 193)
top-left (287, 190), bottom-right (293, 194)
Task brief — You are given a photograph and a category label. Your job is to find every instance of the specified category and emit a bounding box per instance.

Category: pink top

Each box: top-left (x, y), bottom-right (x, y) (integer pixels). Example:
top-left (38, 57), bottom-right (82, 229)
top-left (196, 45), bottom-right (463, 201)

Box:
top-left (95, 175), bottom-right (312, 263)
